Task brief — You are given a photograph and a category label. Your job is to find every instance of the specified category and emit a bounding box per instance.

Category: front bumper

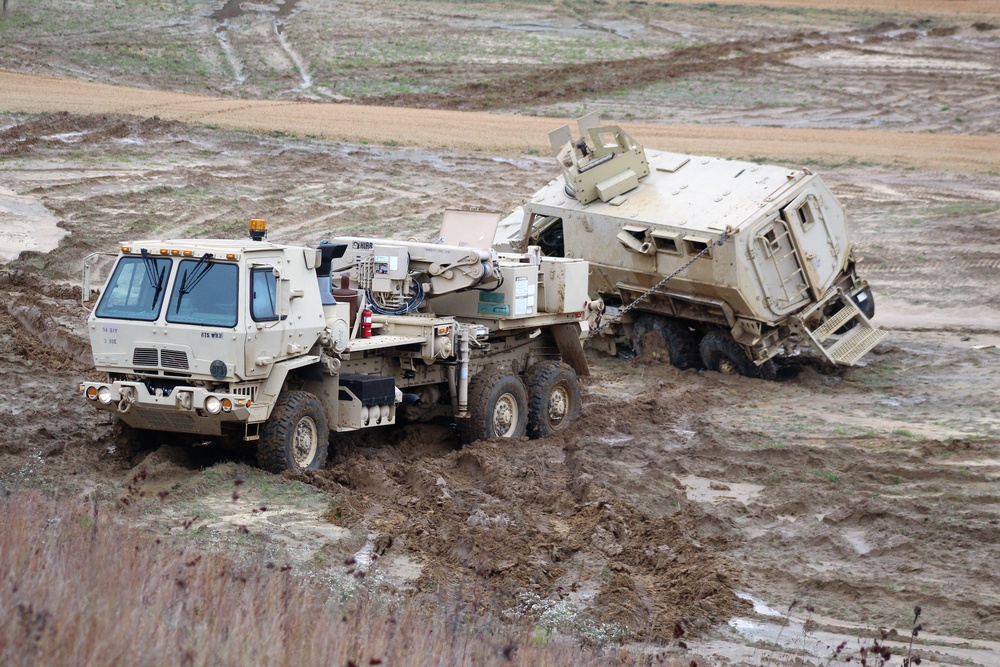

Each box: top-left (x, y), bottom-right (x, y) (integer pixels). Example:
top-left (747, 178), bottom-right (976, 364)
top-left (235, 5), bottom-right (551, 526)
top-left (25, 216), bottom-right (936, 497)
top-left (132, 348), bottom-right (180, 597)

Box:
top-left (80, 380), bottom-right (252, 436)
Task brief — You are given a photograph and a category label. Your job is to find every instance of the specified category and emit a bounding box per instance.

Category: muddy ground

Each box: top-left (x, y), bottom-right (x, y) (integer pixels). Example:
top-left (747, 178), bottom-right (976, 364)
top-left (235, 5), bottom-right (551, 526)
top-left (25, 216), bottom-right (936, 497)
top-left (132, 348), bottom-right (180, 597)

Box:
top-left (2, 111), bottom-right (999, 664)
top-left (1, 0), bottom-right (1000, 664)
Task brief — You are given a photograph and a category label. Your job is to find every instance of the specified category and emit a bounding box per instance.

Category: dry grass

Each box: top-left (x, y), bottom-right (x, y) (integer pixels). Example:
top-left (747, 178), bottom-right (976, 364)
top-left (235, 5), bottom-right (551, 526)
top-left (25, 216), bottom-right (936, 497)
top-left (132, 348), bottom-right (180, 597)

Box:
top-left (0, 490), bottom-right (671, 667)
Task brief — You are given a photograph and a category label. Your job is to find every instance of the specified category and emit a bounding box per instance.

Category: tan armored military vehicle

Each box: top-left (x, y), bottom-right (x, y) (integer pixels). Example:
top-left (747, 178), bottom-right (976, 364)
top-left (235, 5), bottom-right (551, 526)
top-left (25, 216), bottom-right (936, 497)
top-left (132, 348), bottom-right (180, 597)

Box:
top-left (495, 115), bottom-right (886, 379)
top-left (80, 220), bottom-right (589, 472)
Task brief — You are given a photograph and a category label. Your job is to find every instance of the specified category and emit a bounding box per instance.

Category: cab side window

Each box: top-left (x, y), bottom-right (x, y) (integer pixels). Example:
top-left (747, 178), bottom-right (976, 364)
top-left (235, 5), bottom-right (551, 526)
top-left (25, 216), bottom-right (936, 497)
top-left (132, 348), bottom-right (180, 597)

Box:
top-left (251, 267), bottom-right (279, 322)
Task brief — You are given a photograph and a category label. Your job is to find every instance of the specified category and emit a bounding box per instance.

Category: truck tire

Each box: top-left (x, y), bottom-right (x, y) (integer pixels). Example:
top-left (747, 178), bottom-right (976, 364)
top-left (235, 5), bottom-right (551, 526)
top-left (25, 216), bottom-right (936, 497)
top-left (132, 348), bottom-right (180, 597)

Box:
top-left (524, 361), bottom-right (582, 439)
top-left (699, 331), bottom-right (775, 380)
top-left (631, 314), bottom-right (698, 369)
top-left (111, 418), bottom-right (155, 460)
top-left (257, 390), bottom-right (329, 473)
top-left (459, 370), bottom-right (528, 443)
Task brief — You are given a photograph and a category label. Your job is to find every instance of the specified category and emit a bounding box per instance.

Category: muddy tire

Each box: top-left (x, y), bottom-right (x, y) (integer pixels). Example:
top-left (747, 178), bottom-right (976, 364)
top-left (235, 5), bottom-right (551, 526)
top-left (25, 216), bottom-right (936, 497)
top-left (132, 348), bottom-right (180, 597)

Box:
top-left (257, 390), bottom-right (329, 473)
top-left (459, 370), bottom-right (528, 443)
top-left (833, 286), bottom-right (876, 334)
top-left (699, 331), bottom-right (774, 380)
top-left (111, 418), bottom-right (155, 460)
top-left (524, 361), bottom-right (582, 439)
top-left (631, 314), bottom-right (699, 369)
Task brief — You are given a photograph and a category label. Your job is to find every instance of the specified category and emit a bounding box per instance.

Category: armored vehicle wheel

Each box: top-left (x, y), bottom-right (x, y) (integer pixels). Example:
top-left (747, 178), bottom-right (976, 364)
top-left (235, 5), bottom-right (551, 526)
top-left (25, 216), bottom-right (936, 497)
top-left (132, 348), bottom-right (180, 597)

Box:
top-left (257, 390), bottom-right (329, 473)
top-left (699, 331), bottom-right (775, 380)
top-left (524, 361), bottom-right (582, 439)
top-left (833, 286), bottom-right (876, 334)
top-left (459, 370), bottom-right (528, 443)
top-left (631, 314), bottom-right (698, 369)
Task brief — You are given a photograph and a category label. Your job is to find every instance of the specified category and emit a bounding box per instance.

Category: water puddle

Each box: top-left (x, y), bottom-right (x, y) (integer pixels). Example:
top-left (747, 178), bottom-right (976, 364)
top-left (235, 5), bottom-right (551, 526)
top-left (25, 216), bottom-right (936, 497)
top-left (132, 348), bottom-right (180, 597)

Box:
top-left (678, 474), bottom-right (763, 505)
top-left (211, 0), bottom-right (246, 25)
top-left (274, 0), bottom-right (300, 34)
top-left (0, 186), bottom-right (67, 261)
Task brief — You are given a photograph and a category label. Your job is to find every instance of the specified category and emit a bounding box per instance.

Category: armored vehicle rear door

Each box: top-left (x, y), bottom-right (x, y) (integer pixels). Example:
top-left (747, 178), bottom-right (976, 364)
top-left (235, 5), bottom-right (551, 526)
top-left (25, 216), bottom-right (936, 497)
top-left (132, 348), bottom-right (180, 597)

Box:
top-left (749, 216), bottom-right (812, 316)
top-left (779, 191), bottom-right (843, 300)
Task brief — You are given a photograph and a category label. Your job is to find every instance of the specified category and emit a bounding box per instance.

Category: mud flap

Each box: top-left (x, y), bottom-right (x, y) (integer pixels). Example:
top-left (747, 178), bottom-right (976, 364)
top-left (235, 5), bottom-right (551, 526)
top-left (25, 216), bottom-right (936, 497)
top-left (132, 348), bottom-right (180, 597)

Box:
top-left (550, 322), bottom-right (590, 377)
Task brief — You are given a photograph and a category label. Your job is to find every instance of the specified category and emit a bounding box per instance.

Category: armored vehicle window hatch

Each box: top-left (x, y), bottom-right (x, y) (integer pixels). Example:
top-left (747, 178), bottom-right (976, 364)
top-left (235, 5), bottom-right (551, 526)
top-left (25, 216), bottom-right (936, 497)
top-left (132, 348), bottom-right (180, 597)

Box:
top-left (651, 231), bottom-right (681, 255)
top-left (683, 237), bottom-right (713, 258)
top-left (653, 155), bottom-right (690, 174)
top-left (617, 225), bottom-right (654, 256)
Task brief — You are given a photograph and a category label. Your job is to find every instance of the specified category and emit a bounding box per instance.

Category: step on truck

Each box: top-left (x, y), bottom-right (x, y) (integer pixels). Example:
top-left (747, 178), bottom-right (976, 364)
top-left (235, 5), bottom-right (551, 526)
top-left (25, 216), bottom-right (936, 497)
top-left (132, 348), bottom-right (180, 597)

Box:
top-left (80, 219), bottom-right (590, 472)
top-left (494, 114), bottom-right (887, 379)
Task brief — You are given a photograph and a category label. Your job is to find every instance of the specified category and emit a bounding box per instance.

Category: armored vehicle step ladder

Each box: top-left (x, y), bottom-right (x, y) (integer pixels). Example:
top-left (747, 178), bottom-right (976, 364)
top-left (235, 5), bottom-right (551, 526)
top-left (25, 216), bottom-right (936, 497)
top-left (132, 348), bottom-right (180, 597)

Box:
top-left (800, 293), bottom-right (889, 366)
top-left (767, 226), bottom-right (810, 307)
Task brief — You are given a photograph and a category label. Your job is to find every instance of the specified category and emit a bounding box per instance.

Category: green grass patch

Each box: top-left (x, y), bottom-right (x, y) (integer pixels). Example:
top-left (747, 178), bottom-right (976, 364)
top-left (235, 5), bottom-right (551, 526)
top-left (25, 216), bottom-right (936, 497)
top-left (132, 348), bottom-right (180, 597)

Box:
top-left (809, 468), bottom-right (841, 484)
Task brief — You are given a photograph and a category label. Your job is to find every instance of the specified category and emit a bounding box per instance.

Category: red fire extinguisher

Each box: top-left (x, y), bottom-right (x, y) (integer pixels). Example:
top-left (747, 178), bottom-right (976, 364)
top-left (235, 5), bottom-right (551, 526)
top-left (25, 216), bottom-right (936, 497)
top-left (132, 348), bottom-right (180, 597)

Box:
top-left (361, 308), bottom-right (373, 338)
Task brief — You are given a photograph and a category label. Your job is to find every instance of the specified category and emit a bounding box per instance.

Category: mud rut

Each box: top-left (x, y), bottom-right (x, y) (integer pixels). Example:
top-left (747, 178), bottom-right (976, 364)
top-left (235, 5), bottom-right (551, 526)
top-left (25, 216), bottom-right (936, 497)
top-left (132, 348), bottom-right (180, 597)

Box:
top-left (2, 111), bottom-right (999, 662)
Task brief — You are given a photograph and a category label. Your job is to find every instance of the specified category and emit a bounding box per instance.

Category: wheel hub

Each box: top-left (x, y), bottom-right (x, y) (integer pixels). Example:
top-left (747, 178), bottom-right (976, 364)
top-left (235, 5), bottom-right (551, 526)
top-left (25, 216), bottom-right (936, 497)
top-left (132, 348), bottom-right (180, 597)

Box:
top-left (493, 393), bottom-right (518, 437)
top-left (717, 357), bottom-right (738, 375)
top-left (292, 416), bottom-right (318, 468)
top-left (547, 383), bottom-right (569, 427)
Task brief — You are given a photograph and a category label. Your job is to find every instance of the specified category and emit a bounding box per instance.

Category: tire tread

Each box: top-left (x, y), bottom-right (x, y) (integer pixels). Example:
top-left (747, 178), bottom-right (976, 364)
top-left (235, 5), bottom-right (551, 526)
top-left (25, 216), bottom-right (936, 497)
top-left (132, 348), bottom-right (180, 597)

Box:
top-left (258, 390), bottom-right (329, 473)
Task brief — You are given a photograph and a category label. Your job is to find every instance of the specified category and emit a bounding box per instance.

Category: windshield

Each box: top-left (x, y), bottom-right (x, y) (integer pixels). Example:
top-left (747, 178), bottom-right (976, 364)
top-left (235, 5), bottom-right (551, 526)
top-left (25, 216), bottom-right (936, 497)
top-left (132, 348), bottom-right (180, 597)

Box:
top-left (95, 255), bottom-right (171, 321)
top-left (166, 258), bottom-right (239, 327)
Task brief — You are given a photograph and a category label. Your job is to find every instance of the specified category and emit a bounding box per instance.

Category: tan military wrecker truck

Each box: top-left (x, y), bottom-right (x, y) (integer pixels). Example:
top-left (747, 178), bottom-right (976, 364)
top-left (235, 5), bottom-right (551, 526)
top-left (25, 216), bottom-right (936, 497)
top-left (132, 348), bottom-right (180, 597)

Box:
top-left (80, 219), bottom-right (590, 472)
top-left (495, 115), bottom-right (887, 379)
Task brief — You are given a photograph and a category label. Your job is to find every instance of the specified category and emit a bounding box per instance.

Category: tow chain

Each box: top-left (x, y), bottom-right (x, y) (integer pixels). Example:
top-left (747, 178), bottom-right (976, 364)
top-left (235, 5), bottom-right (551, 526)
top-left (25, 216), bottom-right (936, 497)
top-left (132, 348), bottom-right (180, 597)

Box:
top-left (586, 227), bottom-right (732, 339)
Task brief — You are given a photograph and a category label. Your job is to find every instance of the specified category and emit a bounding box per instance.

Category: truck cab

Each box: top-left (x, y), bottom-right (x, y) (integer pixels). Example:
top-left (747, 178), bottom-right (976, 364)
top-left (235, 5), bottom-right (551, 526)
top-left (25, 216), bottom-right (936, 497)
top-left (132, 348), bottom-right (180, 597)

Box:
top-left (84, 237), bottom-right (326, 437)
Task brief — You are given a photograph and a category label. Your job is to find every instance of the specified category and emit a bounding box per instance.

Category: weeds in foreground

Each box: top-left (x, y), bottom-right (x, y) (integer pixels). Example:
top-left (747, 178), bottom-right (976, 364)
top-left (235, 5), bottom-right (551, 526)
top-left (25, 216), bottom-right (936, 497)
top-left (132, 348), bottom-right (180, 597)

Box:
top-left (503, 591), bottom-right (631, 647)
top-left (761, 599), bottom-right (926, 666)
top-left (0, 490), bottom-right (662, 666)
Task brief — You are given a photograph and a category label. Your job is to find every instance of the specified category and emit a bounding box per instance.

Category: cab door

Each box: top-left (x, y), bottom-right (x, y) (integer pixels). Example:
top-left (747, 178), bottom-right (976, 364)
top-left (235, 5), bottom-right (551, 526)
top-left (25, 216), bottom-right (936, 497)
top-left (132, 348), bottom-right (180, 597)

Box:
top-left (243, 262), bottom-right (286, 380)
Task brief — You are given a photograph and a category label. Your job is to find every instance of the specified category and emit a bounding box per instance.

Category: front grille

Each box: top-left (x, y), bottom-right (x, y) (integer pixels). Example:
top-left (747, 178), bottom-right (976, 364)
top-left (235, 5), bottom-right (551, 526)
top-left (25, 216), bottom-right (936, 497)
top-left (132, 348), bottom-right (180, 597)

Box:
top-left (232, 384), bottom-right (259, 402)
top-left (132, 347), bottom-right (190, 371)
top-left (132, 348), bottom-right (159, 367)
top-left (160, 349), bottom-right (189, 370)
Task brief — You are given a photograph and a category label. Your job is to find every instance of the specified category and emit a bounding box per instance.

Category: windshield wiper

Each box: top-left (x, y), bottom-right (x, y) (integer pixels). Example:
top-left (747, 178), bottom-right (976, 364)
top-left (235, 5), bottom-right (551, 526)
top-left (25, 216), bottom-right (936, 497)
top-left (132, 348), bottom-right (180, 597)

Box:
top-left (139, 248), bottom-right (166, 306)
top-left (174, 253), bottom-right (215, 313)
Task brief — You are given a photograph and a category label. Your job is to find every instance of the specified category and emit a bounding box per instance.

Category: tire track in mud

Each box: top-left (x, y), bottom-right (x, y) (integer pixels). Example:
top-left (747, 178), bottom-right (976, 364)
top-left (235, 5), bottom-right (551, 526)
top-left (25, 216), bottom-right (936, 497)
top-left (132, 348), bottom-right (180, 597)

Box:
top-left (358, 26), bottom-right (994, 113)
top-left (0, 272), bottom-right (93, 372)
top-left (293, 395), bottom-right (749, 640)
top-left (210, 0), bottom-right (311, 94)
top-left (364, 36), bottom-right (824, 110)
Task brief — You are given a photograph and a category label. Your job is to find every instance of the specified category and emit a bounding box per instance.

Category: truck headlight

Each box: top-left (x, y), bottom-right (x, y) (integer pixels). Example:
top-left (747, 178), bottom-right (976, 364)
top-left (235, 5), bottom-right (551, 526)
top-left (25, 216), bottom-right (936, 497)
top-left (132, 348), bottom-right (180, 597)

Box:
top-left (205, 396), bottom-right (222, 414)
top-left (97, 386), bottom-right (113, 405)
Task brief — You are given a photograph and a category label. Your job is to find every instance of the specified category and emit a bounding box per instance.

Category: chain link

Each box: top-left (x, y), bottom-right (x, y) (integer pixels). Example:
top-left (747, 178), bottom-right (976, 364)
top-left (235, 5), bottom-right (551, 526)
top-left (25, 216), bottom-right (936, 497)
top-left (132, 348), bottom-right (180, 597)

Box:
top-left (587, 227), bottom-right (731, 339)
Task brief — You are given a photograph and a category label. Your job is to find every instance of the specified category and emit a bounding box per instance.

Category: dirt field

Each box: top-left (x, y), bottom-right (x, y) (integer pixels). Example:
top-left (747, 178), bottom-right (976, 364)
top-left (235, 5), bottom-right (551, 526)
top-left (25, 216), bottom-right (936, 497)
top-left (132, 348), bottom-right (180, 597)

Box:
top-left (2, 1), bottom-right (1000, 665)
